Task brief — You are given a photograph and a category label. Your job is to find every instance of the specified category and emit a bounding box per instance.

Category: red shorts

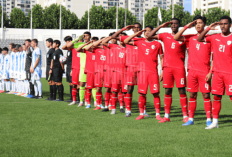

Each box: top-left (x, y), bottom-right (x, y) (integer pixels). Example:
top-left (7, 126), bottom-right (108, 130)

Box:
top-left (72, 68), bottom-right (80, 85)
top-left (126, 66), bottom-right (137, 86)
top-left (163, 67), bottom-right (186, 88)
top-left (187, 70), bottom-right (211, 93)
top-left (94, 72), bottom-right (104, 87)
top-left (86, 73), bottom-right (95, 89)
top-left (111, 71), bottom-right (127, 93)
top-left (104, 70), bottom-right (112, 88)
top-left (137, 71), bottom-right (159, 94)
top-left (212, 72), bottom-right (232, 96)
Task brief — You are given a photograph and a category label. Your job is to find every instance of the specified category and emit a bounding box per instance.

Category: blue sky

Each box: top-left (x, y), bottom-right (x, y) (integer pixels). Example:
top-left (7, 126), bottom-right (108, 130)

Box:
top-left (184, 0), bottom-right (192, 14)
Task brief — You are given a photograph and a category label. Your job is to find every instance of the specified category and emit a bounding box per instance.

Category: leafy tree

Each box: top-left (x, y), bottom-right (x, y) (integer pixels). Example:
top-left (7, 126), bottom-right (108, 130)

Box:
top-left (0, 6), bottom-right (10, 27)
top-left (203, 8), bottom-right (230, 25)
top-left (10, 8), bottom-right (27, 28)
top-left (67, 12), bottom-right (80, 29)
top-left (27, 4), bottom-right (44, 29)
top-left (43, 4), bottom-right (60, 29)
top-left (144, 7), bottom-right (159, 27)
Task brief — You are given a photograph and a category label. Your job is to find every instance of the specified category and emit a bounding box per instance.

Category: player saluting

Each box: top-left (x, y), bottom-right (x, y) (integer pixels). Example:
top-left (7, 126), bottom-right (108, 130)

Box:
top-left (173, 15), bottom-right (213, 126)
top-left (197, 15), bottom-right (232, 129)
top-left (147, 18), bottom-right (189, 123)
top-left (124, 26), bottom-right (164, 120)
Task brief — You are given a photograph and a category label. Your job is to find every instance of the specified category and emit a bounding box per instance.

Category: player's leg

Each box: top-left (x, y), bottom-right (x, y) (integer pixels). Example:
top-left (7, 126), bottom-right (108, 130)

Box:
top-left (68, 69), bottom-right (79, 105)
top-left (102, 87), bottom-right (111, 112)
top-left (202, 92), bottom-right (212, 126)
top-left (110, 71), bottom-right (120, 114)
top-left (34, 80), bottom-right (43, 99)
top-left (103, 70), bottom-right (112, 111)
top-left (78, 68), bottom-right (87, 107)
top-left (92, 88), bottom-right (97, 107)
top-left (93, 87), bottom-right (102, 110)
top-left (178, 87), bottom-right (189, 122)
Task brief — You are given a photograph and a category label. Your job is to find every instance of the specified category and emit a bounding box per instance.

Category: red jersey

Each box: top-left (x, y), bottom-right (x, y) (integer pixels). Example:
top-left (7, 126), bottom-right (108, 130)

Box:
top-left (84, 50), bottom-right (95, 74)
top-left (71, 48), bottom-right (80, 69)
top-left (133, 40), bottom-right (163, 73)
top-left (93, 48), bottom-right (105, 73)
top-left (120, 35), bottom-right (145, 67)
top-left (111, 46), bottom-right (126, 73)
top-left (185, 34), bottom-right (211, 72)
top-left (104, 43), bottom-right (121, 71)
top-left (205, 33), bottom-right (232, 74)
top-left (158, 33), bottom-right (186, 69)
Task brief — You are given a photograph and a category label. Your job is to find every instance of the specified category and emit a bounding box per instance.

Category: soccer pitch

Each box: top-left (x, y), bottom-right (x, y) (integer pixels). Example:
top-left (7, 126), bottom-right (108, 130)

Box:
top-left (0, 79), bottom-right (232, 157)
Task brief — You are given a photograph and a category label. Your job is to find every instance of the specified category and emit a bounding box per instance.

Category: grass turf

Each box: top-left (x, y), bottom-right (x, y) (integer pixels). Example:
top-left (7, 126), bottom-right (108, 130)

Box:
top-left (0, 78), bottom-right (232, 157)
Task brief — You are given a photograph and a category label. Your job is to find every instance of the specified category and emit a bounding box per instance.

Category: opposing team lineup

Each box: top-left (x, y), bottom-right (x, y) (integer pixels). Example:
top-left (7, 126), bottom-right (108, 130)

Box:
top-left (0, 15), bottom-right (232, 130)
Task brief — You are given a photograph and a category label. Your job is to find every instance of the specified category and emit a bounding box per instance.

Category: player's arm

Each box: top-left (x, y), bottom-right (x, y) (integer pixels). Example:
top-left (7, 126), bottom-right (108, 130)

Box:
top-left (205, 54), bottom-right (213, 82)
top-left (197, 22), bottom-right (220, 42)
top-left (159, 53), bottom-right (164, 81)
top-left (111, 25), bottom-right (134, 40)
top-left (31, 57), bottom-right (40, 73)
top-left (174, 20), bottom-right (197, 41)
top-left (102, 36), bottom-right (113, 48)
top-left (62, 42), bottom-right (71, 50)
top-left (75, 41), bottom-right (92, 52)
top-left (147, 21), bottom-right (172, 39)
top-left (49, 59), bottom-right (53, 75)
top-left (124, 29), bottom-right (146, 45)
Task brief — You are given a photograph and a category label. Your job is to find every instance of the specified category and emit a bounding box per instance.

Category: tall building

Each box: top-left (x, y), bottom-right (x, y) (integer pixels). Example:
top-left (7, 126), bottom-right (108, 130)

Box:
top-left (192, 0), bottom-right (231, 15)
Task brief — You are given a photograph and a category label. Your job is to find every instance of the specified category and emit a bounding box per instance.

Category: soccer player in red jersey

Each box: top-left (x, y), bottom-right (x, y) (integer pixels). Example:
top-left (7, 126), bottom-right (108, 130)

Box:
top-left (147, 18), bottom-right (189, 123)
top-left (124, 26), bottom-right (164, 120)
top-left (197, 15), bottom-right (232, 129)
top-left (174, 15), bottom-right (213, 126)
top-left (102, 33), bottom-right (127, 114)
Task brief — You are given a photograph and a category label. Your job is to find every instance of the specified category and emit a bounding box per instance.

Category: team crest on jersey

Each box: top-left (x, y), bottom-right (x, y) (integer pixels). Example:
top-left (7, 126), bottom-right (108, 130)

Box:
top-left (179, 41), bottom-right (183, 44)
top-left (151, 45), bottom-right (155, 49)
top-left (227, 41), bottom-right (231, 45)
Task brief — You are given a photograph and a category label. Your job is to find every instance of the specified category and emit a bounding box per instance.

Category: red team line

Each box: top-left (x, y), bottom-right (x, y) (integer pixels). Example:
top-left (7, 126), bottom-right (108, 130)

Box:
top-left (63, 15), bottom-right (232, 130)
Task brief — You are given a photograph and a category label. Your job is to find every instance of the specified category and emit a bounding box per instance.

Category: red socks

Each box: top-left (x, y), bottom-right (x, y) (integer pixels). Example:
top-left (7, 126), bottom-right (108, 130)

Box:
top-left (125, 93), bottom-right (132, 112)
top-left (188, 97), bottom-right (197, 118)
top-left (72, 88), bottom-right (77, 102)
top-left (139, 95), bottom-right (146, 114)
top-left (212, 96), bottom-right (222, 119)
top-left (154, 96), bottom-right (160, 113)
top-left (118, 92), bottom-right (124, 107)
top-left (111, 93), bottom-right (118, 109)
top-left (180, 94), bottom-right (188, 117)
top-left (204, 98), bottom-right (212, 119)
top-left (96, 92), bottom-right (102, 107)
top-left (109, 93), bottom-right (112, 106)
top-left (164, 94), bottom-right (172, 114)
top-left (104, 92), bottom-right (110, 107)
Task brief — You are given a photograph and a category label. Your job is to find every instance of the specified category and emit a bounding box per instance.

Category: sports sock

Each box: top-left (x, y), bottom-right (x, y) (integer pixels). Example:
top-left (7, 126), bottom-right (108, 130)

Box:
top-left (69, 86), bottom-right (73, 100)
top-left (36, 80), bottom-right (42, 96)
top-left (2, 80), bottom-right (5, 91)
top-left (125, 93), bottom-right (132, 112)
top-left (164, 94), bottom-right (172, 115)
top-left (84, 88), bottom-right (88, 104)
top-left (188, 97), bottom-right (197, 119)
top-left (111, 93), bottom-right (118, 110)
top-left (96, 92), bottom-right (102, 107)
top-left (118, 92), bottom-right (124, 109)
top-left (57, 84), bottom-right (64, 100)
top-left (26, 80), bottom-right (29, 94)
top-left (0, 80), bottom-right (2, 90)
top-left (204, 98), bottom-right (212, 119)
top-left (76, 88), bottom-right (80, 102)
top-left (52, 85), bottom-right (57, 100)
top-left (87, 88), bottom-right (91, 105)
top-left (180, 94), bottom-right (188, 117)
top-left (92, 88), bottom-right (97, 102)
top-left (100, 92), bottom-right (103, 105)
top-left (7, 81), bottom-right (11, 91)
top-left (109, 92), bottom-right (112, 106)
top-left (30, 82), bottom-right (34, 95)
top-left (34, 82), bottom-right (38, 96)
top-left (72, 88), bottom-right (77, 102)
top-left (139, 95), bottom-right (146, 115)
top-left (49, 85), bottom-right (53, 99)
top-left (104, 92), bottom-right (110, 108)
top-left (154, 96), bottom-right (160, 115)
top-left (79, 86), bottom-right (85, 102)
top-left (212, 96), bottom-right (222, 119)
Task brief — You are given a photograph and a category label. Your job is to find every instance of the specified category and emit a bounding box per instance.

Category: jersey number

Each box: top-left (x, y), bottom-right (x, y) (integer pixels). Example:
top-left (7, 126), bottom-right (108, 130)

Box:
top-left (229, 85), bottom-right (232, 92)
top-left (153, 84), bottom-right (157, 90)
top-left (92, 55), bottom-right (95, 60)
top-left (196, 43), bottom-right (200, 50)
top-left (181, 78), bottom-right (185, 85)
top-left (219, 45), bottom-right (225, 52)
top-left (145, 49), bottom-right (149, 55)
top-left (119, 52), bottom-right (124, 58)
top-left (100, 55), bottom-right (106, 61)
top-left (205, 83), bottom-right (209, 90)
top-left (171, 42), bottom-right (175, 49)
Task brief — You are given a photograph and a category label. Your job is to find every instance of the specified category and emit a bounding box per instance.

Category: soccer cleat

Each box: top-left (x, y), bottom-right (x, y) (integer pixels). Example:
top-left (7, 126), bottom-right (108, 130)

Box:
top-left (68, 101), bottom-right (78, 105)
top-left (144, 112), bottom-right (150, 118)
top-left (206, 121), bottom-right (212, 127)
top-left (100, 104), bottom-right (105, 109)
top-left (120, 108), bottom-right (125, 113)
top-left (85, 105), bottom-right (91, 108)
top-left (125, 112), bottom-right (131, 117)
top-left (16, 92), bottom-right (22, 96)
top-left (156, 115), bottom-right (162, 121)
top-left (13, 92), bottom-right (18, 95)
top-left (23, 94), bottom-right (28, 97)
top-left (26, 94), bottom-right (35, 98)
top-left (108, 106), bottom-right (112, 110)
top-left (110, 109), bottom-right (116, 114)
top-left (102, 108), bottom-right (109, 112)
top-left (158, 117), bottom-right (171, 123)
top-left (0, 90), bottom-right (5, 93)
top-left (18, 93), bottom-right (25, 96)
top-left (93, 106), bottom-right (101, 110)
top-left (205, 122), bottom-right (219, 129)
top-left (77, 102), bottom-right (84, 107)
top-left (135, 115), bottom-right (144, 120)
top-left (182, 120), bottom-right (194, 126)
top-left (35, 96), bottom-right (43, 99)
top-left (183, 117), bottom-right (189, 123)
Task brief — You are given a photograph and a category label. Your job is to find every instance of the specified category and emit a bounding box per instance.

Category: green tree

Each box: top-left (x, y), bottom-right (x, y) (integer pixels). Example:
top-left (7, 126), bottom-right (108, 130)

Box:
top-left (10, 8), bottom-right (28, 28)
top-left (43, 4), bottom-right (60, 29)
top-left (203, 8), bottom-right (230, 25)
top-left (0, 6), bottom-right (10, 27)
top-left (144, 7), bottom-right (159, 27)
top-left (67, 12), bottom-right (80, 29)
top-left (27, 4), bottom-right (44, 29)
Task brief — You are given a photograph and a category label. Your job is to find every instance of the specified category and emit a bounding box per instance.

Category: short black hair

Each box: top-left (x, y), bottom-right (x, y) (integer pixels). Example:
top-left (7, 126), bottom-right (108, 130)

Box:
top-left (46, 38), bottom-right (53, 44)
top-left (220, 15), bottom-right (232, 24)
top-left (23, 43), bottom-right (25, 46)
top-left (92, 37), bottom-right (99, 41)
top-left (0, 48), bottom-right (2, 53)
top-left (32, 39), bottom-right (38, 44)
top-left (12, 44), bottom-right (16, 49)
top-left (193, 15), bottom-right (207, 24)
top-left (25, 39), bottom-right (31, 42)
top-left (2, 47), bottom-right (8, 52)
top-left (109, 32), bottom-right (116, 36)
top-left (100, 37), bottom-right (105, 39)
top-left (134, 22), bottom-right (142, 29)
top-left (53, 40), bottom-right (61, 47)
top-left (64, 36), bottom-right (72, 42)
top-left (172, 18), bottom-right (181, 25)
top-left (121, 32), bottom-right (127, 36)
top-left (16, 45), bottom-right (21, 50)
top-left (145, 25), bottom-right (153, 30)
top-left (84, 31), bottom-right (91, 37)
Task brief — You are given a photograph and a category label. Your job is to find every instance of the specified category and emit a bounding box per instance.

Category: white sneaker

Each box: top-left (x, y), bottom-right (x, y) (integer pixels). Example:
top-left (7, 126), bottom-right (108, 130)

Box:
top-left (94, 101), bottom-right (97, 107)
top-left (68, 101), bottom-right (78, 105)
top-left (111, 109), bottom-right (116, 114)
top-left (85, 101), bottom-right (88, 106)
top-left (77, 102), bottom-right (84, 107)
top-left (205, 122), bottom-right (219, 129)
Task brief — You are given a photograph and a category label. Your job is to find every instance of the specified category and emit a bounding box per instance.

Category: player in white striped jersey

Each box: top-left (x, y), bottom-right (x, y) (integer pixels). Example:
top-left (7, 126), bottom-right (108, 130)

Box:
top-left (8, 44), bottom-right (16, 94)
top-left (1, 47), bottom-right (10, 93)
top-left (0, 48), bottom-right (4, 92)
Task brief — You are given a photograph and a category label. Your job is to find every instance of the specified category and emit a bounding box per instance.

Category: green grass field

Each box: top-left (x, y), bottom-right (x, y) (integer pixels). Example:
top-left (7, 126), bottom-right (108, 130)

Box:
top-left (0, 78), bottom-right (232, 157)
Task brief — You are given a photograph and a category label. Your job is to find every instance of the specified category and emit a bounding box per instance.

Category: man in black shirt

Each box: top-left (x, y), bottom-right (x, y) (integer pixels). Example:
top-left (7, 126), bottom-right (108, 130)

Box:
top-left (45, 38), bottom-right (56, 100)
top-left (49, 40), bottom-right (64, 101)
